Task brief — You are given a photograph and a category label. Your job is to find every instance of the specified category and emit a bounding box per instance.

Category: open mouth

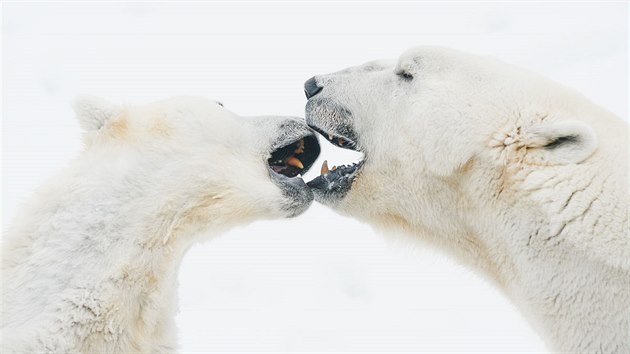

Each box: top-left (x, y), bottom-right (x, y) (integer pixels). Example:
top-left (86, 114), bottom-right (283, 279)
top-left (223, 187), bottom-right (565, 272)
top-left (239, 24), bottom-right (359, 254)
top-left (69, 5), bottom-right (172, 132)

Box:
top-left (268, 134), bottom-right (320, 178)
top-left (306, 125), bottom-right (365, 203)
top-left (267, 132), bottom-right (320, 217)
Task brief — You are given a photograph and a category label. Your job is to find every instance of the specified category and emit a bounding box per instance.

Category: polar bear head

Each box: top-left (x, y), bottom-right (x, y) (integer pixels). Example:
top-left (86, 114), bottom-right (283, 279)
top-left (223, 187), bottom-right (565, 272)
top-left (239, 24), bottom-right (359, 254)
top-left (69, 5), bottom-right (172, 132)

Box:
top-left (303, 47), bottom-right (630, 353)
top-left (304, 46), bottom-right (602, 240)
top-left (72, 96), bottom-right (320, 240)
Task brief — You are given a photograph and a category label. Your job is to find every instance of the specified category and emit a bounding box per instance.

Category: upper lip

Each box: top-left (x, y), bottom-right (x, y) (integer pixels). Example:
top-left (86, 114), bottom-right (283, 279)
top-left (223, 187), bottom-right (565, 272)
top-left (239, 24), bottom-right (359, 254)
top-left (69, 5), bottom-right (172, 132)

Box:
top-left (307, 124), bottom-right (360, 151)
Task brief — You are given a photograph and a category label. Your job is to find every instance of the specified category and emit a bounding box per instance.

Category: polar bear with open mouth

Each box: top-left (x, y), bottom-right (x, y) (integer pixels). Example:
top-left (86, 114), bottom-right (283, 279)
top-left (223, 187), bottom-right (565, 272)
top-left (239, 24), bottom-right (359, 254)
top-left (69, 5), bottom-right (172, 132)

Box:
top-left (2, 96), bottom-right (320, 353)
top-left (304, 46), bottom-right (628, 352)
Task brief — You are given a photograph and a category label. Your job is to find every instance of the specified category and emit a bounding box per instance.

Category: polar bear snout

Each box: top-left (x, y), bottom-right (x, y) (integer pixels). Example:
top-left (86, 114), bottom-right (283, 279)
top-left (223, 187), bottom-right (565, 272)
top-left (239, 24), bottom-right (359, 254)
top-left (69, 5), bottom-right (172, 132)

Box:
top-left (304, 98), bottom-right (358, 149)
top-left (303, 94), bottom-right (366, 206)
top-left (304, 76), bottom-right (323, 99)
top-left (266, 128), bottom-right (321, 217)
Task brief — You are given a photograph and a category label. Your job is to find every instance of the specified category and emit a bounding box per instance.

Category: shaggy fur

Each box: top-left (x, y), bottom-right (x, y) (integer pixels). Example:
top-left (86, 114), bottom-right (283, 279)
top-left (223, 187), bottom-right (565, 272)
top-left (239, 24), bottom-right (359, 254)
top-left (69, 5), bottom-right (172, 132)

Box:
top-left (305, 46), bottom-right (629, 353)
top-left (2, 96), bottom-right (316, 352)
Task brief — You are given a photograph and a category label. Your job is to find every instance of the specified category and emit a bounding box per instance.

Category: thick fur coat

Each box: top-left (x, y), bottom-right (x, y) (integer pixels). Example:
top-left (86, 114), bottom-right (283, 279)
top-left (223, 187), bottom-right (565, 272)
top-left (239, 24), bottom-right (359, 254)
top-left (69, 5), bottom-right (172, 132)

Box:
top-left (305, 46), bottom-right (629, 353)
top-left (2, 96), bottom-right (317, 352)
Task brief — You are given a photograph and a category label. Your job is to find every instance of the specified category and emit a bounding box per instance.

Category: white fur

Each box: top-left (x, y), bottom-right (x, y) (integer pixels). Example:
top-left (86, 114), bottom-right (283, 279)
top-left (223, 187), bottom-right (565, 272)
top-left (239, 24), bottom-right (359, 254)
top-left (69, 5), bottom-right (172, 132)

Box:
top-left (309, 47), bottom-right (629, 352)
top-left (72, 95), bottom-right (121, 131)
top-left (1, 96), bottom-right (311, 352)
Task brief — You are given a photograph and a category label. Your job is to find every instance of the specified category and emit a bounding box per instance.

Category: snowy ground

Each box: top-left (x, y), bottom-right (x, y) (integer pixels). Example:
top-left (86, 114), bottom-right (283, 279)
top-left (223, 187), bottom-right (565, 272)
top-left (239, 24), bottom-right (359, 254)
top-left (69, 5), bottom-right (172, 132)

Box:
top-left (2, 1), bottom-right (627, 352)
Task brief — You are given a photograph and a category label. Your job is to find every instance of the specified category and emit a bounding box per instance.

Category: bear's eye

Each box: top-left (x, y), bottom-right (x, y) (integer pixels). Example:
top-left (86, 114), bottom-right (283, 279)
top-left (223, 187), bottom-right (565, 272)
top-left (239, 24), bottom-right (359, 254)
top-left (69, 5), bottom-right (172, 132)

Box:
top-left (396, 70), bottom-right (413, 81)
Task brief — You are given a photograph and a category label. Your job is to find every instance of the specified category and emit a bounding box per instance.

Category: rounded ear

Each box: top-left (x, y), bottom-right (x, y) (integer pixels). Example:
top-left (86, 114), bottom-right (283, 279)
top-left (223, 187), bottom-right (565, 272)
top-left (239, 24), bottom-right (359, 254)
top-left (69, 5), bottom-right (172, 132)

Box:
top-left (72, 95), bottom-right (120, 131)
top-left (523, 120), bottom-right (598, 165)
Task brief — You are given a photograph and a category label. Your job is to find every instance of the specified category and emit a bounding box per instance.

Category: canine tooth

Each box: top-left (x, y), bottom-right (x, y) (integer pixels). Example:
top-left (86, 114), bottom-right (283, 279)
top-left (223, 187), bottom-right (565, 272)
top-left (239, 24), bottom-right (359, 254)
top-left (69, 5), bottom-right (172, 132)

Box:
top-left (331, 165), bottom-right (337, 171)
top-left (321, 160), bottom-right (329, 174)
top-left (295, 139), bottom-right (305, 154)
top-left (328, 134), bottom-right (333, 140)
top-left (287, 156), bottom-right (304, 169)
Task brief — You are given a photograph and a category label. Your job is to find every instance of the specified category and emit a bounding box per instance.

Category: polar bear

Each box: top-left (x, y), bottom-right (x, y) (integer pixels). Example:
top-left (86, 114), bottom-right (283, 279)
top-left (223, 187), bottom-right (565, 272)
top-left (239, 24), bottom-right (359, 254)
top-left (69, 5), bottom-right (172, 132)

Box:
top-left (1, 96), bottom-right (320, 353)
top-left (304, 47), bottom-right (629, 353)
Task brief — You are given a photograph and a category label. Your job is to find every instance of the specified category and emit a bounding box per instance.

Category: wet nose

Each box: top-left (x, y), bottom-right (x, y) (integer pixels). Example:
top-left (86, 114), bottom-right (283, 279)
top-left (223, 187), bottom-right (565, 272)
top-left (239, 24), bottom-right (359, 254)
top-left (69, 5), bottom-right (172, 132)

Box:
top-left (304, 77), bottom-right (323, 99)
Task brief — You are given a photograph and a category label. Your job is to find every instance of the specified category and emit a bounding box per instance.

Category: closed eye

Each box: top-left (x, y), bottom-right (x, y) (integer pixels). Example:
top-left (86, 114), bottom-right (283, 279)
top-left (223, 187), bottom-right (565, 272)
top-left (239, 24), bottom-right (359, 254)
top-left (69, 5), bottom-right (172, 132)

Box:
top-left (396, 70), bottom-right (413, 81)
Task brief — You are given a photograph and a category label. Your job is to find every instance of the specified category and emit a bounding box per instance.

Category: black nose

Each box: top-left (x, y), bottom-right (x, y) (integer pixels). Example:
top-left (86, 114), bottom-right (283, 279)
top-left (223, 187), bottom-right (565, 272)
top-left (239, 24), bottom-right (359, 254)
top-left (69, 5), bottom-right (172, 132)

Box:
top-left (304, 77), bottom-right (323, 99)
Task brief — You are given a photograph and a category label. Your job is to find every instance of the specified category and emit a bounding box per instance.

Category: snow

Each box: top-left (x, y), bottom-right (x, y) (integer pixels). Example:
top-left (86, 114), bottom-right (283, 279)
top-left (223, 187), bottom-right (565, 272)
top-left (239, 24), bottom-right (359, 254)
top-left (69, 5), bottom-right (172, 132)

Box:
top-left (2, 1), bottom-right (626, 352)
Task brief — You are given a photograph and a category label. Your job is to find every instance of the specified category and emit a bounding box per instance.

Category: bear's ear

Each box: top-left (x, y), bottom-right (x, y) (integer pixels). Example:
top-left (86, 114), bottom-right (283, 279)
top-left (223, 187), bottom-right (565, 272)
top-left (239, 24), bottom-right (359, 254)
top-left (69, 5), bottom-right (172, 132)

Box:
top-left (522, 120), bottom-right (598, 165)
top-left (72, 95), bottom-right (120, 131)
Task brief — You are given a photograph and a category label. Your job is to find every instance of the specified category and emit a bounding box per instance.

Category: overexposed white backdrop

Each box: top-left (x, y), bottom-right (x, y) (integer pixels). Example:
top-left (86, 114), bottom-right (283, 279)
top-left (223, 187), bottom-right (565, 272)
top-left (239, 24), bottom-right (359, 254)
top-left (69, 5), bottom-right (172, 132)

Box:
top-left (2, 1), bottom-right (627, 352)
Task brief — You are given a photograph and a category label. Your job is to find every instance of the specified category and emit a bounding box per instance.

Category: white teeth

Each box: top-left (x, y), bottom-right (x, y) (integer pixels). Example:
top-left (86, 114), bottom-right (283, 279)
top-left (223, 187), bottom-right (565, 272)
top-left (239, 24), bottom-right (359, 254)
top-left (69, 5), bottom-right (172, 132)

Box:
top-left (321, 160), bottom-right (329, 174)
top-left (328, 134), bottom-right (333, 140)
top-left (287, 156), bottom-right (304, 169)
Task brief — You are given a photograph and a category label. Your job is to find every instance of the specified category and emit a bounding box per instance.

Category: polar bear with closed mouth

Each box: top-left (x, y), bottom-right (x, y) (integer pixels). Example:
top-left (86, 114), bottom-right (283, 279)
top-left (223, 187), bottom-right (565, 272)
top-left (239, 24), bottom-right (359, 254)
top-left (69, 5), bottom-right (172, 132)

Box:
top-left (304, 46), bottom-right (628, 352)
top-left (2, 96), bottom-right (320, 353)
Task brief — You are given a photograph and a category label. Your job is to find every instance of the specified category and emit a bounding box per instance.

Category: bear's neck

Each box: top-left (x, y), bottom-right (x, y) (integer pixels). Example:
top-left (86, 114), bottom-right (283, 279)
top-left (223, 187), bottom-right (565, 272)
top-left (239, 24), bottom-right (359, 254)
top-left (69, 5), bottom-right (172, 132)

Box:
top-left (470, 200), bottom-right (629, 353)
top-left (4, 177), bottom-right (202, 341)
top-left (367, 172), bottom-right (628, 353)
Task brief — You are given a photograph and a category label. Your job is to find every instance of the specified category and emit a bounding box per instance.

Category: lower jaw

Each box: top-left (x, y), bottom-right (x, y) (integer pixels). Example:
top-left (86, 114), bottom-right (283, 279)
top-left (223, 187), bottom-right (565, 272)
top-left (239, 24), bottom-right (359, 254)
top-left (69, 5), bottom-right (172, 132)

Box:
top-left (268, 168), bottom-right (315, 217)
top-left (307, 162), bottom-right (363, 206)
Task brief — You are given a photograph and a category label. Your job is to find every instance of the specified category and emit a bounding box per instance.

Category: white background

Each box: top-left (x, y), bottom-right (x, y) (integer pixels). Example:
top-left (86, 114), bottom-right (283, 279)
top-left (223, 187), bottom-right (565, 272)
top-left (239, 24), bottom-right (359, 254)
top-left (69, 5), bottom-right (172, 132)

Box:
top-left (2, 1), bottom-right (627, 352)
